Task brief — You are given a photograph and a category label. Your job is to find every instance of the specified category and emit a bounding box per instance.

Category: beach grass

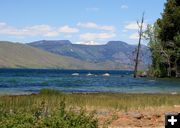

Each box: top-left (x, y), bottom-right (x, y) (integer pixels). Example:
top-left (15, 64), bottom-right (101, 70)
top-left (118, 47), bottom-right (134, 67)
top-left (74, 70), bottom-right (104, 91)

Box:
top-left (0, 89), bottom-right (99, 128)
top-left (1, 89), bottom-right (180, 111)
top-left (1, 89), bottom-right (180, 127)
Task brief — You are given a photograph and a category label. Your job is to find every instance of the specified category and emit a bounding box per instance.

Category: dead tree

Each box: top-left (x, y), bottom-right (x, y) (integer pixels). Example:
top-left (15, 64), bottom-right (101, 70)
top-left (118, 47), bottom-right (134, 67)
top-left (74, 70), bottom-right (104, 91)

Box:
top-left (134, 12), bottom-right (145, 78)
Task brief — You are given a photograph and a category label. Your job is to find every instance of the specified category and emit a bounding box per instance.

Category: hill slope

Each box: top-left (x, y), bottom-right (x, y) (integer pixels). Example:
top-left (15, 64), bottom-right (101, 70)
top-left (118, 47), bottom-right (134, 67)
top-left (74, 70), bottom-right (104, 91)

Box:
top-left (0, 41), bottom-right (99, 69)
top-left (29, 40), bottom-right (151, 69)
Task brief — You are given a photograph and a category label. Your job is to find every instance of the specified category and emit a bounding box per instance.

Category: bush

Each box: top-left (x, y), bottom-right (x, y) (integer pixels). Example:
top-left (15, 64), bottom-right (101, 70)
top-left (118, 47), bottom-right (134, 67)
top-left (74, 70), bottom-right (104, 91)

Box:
top-left (0, 100), bottom-right (98, 128)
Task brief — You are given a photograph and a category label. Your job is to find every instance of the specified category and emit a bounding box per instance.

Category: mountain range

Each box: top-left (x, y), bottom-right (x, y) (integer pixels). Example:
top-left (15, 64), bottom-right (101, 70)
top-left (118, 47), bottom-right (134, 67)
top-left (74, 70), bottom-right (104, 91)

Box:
top-left (0, 40), bottom-right (151, 70)
top-left (0, 41), bottom-right (99, 69)
top-left (29, 40), bottom-right (151, 69)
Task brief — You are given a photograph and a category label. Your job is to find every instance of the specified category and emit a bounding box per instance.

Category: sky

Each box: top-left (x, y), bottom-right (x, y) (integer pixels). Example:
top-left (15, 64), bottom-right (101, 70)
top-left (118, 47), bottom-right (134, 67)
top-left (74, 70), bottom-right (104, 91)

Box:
top-left (0, 0), bottom-right (166, 45)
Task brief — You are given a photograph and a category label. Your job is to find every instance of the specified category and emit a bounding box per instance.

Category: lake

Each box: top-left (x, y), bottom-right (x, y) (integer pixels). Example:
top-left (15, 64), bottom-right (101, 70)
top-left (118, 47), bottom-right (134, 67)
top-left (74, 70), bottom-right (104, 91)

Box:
top-left (0, 69), bottom-right (180, 95)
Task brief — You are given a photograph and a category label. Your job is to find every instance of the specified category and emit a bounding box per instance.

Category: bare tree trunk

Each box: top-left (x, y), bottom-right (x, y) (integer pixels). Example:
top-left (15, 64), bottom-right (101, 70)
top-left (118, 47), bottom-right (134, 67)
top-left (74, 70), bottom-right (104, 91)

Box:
top-left (134, 13), bottom-right (144, 78)
top-left (175, 58), bottom-right (178, 77)
top-left (167, 58), bottom-right (171, 77)
top-left (159, 45), bottom-right (171, 77)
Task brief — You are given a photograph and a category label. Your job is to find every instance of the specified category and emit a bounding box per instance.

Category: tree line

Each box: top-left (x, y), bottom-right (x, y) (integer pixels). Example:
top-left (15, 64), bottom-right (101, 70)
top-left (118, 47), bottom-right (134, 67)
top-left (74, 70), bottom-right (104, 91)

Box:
top-left (145, 0), bottom-right (180, 78)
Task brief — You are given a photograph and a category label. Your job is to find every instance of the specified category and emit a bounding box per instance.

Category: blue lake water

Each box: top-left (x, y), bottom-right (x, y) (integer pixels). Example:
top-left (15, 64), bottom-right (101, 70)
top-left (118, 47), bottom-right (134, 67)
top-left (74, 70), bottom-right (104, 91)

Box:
top-left (0, 69), bottom-right (180, 94)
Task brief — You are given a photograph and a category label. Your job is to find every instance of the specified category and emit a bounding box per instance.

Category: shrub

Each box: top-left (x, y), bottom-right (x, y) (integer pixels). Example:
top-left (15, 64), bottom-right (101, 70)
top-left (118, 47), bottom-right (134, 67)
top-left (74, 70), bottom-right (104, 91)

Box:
top-left (0, 100), bottom-right (98, 128)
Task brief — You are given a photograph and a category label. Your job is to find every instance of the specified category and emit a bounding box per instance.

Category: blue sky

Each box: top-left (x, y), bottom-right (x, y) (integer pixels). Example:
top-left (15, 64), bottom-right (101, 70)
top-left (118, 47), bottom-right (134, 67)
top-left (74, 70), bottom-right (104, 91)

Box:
top-left (0, 0), bottom-right (166, 45)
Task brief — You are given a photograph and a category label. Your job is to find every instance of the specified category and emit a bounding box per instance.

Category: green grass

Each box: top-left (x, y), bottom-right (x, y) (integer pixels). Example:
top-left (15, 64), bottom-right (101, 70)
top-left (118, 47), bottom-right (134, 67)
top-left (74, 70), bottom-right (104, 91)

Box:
top-left (0, 90), bottom-right (99, 128)
top-left (1, 89), bottom-right (180, 111)
top-left (1, 89), bottom-right (180, 127)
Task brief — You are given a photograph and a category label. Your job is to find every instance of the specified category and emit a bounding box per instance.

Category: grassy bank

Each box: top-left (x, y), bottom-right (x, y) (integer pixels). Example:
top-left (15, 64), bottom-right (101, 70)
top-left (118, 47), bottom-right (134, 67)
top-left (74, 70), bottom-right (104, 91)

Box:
top-left (1, 89), bottom-right (180, 111)
top-left (1, 89), bottom-right (180, 127)
top-left (0, 89), bottom-right (180, 110)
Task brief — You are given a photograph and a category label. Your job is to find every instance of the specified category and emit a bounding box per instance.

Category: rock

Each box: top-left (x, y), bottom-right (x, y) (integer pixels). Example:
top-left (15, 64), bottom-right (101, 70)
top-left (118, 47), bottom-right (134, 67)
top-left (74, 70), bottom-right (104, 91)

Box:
top-left (102, 73), bottom-right (110, 77)
top-left (145, 115), bottom-right (152, 120)
top-left (153, 114), bottom-right (161, 118)
top-left (171, 92), bottom-right (178, 95)
top-left (96, 111), bottom-right (110, 116)
top-left (174, 105), bottom-right (180, 108)
top-left (130, 112), bottom-right (144, 119)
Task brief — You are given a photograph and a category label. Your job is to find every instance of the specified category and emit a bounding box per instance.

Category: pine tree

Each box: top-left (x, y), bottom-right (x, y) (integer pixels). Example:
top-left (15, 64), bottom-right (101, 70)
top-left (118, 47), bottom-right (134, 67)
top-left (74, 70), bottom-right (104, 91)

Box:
top-left (147, 0), bottom-right (180, 77)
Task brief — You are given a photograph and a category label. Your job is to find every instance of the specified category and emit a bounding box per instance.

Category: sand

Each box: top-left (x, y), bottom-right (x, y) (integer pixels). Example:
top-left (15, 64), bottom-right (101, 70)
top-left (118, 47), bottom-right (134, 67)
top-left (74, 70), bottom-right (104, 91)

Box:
top-left (91, 106), bottom-right (180, 128)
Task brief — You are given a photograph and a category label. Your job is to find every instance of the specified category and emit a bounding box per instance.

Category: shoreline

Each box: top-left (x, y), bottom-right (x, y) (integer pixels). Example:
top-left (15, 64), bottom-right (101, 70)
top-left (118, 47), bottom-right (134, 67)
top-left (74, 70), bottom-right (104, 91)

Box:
top-left (0, 89), bottom-right (180, 127)
top-left (0, 91), bottom-right (179, 97)
top-left (1, 89), bottom-right (180, 110)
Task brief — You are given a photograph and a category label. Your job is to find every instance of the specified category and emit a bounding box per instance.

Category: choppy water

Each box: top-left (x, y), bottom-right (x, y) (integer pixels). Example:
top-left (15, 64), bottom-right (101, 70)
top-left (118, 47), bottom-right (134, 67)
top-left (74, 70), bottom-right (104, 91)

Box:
top-left (0, 69), bottom-right (180, 94)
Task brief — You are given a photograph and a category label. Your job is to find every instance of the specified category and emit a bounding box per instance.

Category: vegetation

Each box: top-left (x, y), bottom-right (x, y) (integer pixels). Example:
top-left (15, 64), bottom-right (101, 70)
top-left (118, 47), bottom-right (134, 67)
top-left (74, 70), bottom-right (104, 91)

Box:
top-left (1, 89), bottom-right (180, 127)
top-left (2, 89), bottom-right (180, 111)
top-left (0, 90), bottom-right (98, 128)
top-left (145, 0), bottom-right (180, 77)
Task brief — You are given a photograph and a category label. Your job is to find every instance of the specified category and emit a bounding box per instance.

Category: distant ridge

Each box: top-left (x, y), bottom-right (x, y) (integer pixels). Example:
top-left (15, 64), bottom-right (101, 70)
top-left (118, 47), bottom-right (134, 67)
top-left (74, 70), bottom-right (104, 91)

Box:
top-left (0, 41), bottom-right (99, 69)
top-left (31, 40), bottom-right (72, 45)
top-left (0, 40), bottom-right (151, 70)
top-left (29, 40), bottom-right (151, 69)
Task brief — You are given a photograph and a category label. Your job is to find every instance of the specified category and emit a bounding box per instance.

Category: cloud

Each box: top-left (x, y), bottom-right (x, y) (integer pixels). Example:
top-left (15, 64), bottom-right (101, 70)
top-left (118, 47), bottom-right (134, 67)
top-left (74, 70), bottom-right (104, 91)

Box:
top-left (58, 25), bottom-right (79, 33)
top-left (121, 5), bottom-right (128, 9)
top-left (75, 41), bottom-right (100, 45)
top-left (0, 23), bottom-right (58, 37)
top-left (86, 7), bottom-right (99, 12)
top-left (80, 32), bottom-right (116, 41)
top-left (129, 33), bottom-right (139, 39)
top-left (77, 22), bottom-right (115, 31)
top-left (0, 22), bottom-right (79, 37)
top-left (0, 22), bottom-right (6, 27)
top-left (23, 25), bottom-right (59, 37)
top-left (124, 22), bottom-right (147, 30)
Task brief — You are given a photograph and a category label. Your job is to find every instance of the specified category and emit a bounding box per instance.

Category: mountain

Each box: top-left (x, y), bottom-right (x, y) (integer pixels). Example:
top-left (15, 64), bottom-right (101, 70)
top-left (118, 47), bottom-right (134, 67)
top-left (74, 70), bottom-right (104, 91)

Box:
top-left (0, 41), bottom-right (101, 69)
top-left (29, 40), bottom-right (151, 69)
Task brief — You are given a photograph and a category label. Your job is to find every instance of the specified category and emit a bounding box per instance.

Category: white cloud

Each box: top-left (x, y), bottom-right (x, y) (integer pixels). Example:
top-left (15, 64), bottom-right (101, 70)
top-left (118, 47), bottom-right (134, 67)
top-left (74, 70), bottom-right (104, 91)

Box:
top-left (58, 25), bottom-right (79, 33)
top-left (77, 22), bottom-right (115, 31)
top-left (44, 31), bottom-right (59, 37)
top-left (0, 23), bottom-right (58, 37)
top-left (75, 41), bottom-right (100, 45)
top-left (86, 7), bottom-right (99, 12)
top-left (0, 22), bottom-right (6, 27)
top-left (125, 22), bottom-right (147, 30)
top-left (0, 22), bottom-right (79, 37)
top-left (80, 32), bottom-right (116, 41)
top-left (23, 25), bottom-right (59, 37)
top-left (121, 5), bottom-right (128, 9)
top-left (129, 33), bottom-right (139, 39)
